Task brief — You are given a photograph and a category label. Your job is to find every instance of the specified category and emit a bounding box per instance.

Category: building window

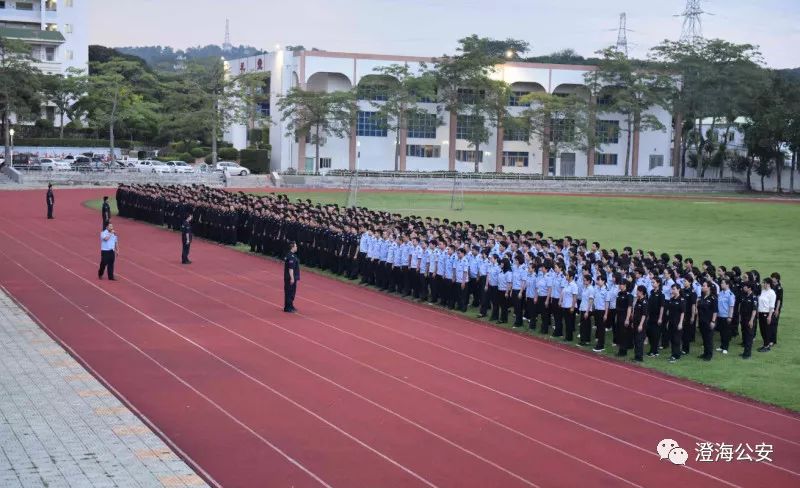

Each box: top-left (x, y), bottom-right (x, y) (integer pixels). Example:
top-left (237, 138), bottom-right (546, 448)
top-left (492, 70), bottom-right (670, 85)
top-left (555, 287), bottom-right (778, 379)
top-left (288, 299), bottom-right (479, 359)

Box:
top-left (407, 112), bottom-right (437, 139)
top-left (319, 157), bottom-right (332, 169)
top-left (597, 93), bottom-right (613, 106)
top-left (456, 114), bottom-right (483, 140)
top-left (502, 151), bottom-right (529, 167)
top-left (503, 119), bottom-right (529, 142)
top-left (550, 118), bottom-right (575, 143)
top-left (45, 23), bottom-right (58, 31)
top-left (595, 153), bottom-right (618, 165)
top-left (45, 106), bottom-right (55, 121)
top-left (357, 111), bottom-right (387, 137)
top-left (508, 91), bottom-right (530, 107)
top-left (406, 145), bottom-right (441, 158)
top-left (64, 23), bottom-right (73, 33)
top-left (649, 154), bottom-right (664, 170)
top-left (457, 88), bottom-right (484, 104)
top-left (0, 2), bottom-right (6, 9)
top-left (596, 120), bottom-right (619, 144)
top-left (257, 102), bottom-right (269, 116)
top-left (45, 0), bottom-right (57, 11)
top-left (16, 2), bottom-right (34, 10)
top-left (357, 85), bottom-right (389, 102)
top-left (728, 132), bottom-right (735, 142)
top-left (45, 46), bottom-right (55, 62)
top-left (455, 150), bottom-right (483, 163)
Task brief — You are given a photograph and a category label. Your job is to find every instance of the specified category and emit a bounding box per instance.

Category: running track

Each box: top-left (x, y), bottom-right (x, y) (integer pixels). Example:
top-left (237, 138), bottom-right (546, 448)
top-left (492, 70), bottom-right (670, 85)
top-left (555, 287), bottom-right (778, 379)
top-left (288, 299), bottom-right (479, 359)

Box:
top-left (0, 189), bottom-right (798, 488)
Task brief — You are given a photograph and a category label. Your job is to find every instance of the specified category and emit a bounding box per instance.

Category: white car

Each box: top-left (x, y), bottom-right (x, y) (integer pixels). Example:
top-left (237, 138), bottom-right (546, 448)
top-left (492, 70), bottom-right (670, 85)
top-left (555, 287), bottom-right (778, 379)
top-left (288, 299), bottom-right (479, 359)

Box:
top-left (165, 161), bottom-right (195, 173)
top-left (215, 161), bottom-right (250, 176)
top-left (149, 160), bottom-right (173, 174)
top-left (40, 158), bottom-right (72, 171)
top-left (132, 160), bottom-right (158, 172)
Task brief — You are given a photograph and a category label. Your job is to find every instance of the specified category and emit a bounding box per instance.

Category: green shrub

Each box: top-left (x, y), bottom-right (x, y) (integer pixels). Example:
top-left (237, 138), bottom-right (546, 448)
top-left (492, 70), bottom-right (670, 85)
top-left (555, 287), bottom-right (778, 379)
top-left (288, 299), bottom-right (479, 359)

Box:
top-left (218, 147), bottom-right (239, 160)
top-left (239, 149), bottom-right (270, 174)
top-left (176, 152), bottom-right (194, 164)
top-left (35, 118), bottom-right (54, 130)
top-left (190, 147), bottom-right (208, 158)
top-left (17, 138), bottom-right (142, 149)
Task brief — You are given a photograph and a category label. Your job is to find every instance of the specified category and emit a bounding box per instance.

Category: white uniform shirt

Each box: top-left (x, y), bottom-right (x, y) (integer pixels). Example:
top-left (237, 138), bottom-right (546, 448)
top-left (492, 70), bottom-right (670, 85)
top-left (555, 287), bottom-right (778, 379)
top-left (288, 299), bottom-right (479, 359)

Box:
top-left (757, 289), bottom-right (776, 313)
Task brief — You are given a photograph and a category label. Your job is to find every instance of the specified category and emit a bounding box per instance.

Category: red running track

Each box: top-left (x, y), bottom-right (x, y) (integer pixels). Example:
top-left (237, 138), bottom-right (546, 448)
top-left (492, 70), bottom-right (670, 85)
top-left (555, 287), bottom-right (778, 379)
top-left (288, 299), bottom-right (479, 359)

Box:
top-left (0, 188), bottom-right (798, 488)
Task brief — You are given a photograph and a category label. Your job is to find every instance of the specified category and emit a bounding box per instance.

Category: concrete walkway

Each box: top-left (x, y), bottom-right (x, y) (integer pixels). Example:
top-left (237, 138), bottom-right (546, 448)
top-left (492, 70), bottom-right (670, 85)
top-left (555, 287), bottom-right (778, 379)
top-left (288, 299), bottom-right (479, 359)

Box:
top-left (0, 287), bottom-right (209, 488)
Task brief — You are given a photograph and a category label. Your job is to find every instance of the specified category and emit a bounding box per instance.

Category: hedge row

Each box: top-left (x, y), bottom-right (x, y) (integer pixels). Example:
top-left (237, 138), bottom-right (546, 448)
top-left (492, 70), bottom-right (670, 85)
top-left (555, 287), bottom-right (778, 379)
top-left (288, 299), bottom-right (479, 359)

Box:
top-left (240, 149), bottom-right (270, 174)
top-left (157, 153), bottom-right (194, 164)
top-left (17, 138), bottom-right (143, 149)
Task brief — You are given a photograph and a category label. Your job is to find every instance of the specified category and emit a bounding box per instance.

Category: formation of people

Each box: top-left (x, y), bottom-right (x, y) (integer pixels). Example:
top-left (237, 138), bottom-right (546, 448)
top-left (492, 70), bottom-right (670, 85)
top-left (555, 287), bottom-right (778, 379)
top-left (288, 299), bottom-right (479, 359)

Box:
top-left (114, 183), bottom-right (784, 362)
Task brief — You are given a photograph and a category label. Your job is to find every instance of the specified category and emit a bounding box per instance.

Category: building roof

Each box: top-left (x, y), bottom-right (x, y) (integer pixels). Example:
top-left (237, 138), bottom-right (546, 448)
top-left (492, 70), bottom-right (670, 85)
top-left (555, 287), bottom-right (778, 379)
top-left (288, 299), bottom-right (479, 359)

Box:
top-left (0, 27), bottom-right (65, 44)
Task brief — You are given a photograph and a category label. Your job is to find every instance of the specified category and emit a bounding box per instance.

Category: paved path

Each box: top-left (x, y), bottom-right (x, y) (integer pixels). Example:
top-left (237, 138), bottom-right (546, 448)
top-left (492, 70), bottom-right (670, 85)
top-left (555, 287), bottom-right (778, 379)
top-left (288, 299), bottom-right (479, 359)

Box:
top-left (0, 286), bottom-right (209, 488)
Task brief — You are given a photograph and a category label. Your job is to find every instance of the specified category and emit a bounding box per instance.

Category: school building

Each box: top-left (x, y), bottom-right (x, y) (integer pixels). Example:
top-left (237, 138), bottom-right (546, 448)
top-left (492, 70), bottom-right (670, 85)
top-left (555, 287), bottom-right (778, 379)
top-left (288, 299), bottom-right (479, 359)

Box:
top-left (226, 49), bottom-right (679, 177)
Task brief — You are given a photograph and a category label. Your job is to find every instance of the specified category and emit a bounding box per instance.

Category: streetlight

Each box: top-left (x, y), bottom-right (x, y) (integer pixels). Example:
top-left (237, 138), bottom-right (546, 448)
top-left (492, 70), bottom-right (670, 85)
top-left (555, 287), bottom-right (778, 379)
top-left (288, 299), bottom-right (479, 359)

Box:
top-left (9, 128), bottom-right (14, 165)
top-left (505, 50), bottom-right (514, 59)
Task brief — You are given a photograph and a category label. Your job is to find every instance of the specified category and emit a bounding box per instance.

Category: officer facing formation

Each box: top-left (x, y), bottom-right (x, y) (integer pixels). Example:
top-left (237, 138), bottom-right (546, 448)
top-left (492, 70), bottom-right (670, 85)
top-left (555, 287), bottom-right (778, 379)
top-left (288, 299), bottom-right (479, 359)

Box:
top-left (102, 196), bottom-right (111, 230)
top-left (46, 183), bottom-right (54, 219)
top-left (284, 241), bottom-right (300, 313)
top-left (115, 183), bottom-right (785, 364)
top-left (181, 214), bottom-right (193, 264)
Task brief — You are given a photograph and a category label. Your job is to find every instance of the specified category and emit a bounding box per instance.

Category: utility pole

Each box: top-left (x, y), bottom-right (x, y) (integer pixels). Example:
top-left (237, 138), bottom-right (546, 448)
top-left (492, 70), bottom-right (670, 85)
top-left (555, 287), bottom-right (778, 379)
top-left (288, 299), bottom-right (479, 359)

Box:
top-left (223, 19), bottom-right (233, 52)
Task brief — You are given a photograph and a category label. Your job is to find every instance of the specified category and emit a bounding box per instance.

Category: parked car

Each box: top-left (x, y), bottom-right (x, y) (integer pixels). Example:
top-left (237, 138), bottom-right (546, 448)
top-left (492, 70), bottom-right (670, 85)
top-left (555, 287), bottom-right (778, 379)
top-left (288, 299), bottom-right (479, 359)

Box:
top-left (71, 156), bottom-right (93, 171)
top-left (216, 161), bottom-right (250, 176)
top-left (132, 160), bottom-right (155, 172)
top-left (165, 161), bottom-right (195, 173)
top-left (39, 158), bottom-right (71, 171)
top-left (149, 160), bottom-right (173, 174)
top-left (13, 154), bottom-right (41, 170)
top-left (63, 155), bottom-right (75, 162)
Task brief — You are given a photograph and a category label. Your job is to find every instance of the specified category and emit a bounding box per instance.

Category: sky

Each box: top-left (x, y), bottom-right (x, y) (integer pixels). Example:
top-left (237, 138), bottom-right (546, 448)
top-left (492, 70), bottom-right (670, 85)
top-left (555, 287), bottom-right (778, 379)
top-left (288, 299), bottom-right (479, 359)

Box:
top-left (89, 0), bottom-right (800, 68)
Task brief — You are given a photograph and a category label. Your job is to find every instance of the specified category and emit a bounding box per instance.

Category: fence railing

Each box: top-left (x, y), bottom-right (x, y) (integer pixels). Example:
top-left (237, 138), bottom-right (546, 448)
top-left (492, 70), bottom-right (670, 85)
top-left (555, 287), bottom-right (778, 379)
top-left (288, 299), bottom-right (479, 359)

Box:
top-left (281, 170), bottom-right (742, 184)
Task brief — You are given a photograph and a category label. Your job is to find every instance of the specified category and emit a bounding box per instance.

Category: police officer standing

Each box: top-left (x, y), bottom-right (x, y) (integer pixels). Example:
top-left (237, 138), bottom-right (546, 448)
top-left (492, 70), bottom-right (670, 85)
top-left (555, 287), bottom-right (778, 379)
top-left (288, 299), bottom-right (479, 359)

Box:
top-left (284, 241), bottom-right (300, 313)
top-left (46, 183), bottom-right (55, 219)
top-left (98, 223), bottom-right (119, 280)
top-left (101, 196), bottom-right (111, 230)
top-left (181, 213), bottom-right (193, 264)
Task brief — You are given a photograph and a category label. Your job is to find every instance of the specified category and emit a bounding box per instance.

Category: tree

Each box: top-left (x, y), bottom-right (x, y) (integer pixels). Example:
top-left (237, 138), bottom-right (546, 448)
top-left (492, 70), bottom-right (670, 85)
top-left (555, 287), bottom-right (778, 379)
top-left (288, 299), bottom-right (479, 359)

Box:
top-left (589, 47), bottom-right (670, 176)
top-left (159, 73), bottom-right (210, 151)
top-left (433, 35), bottom-right (525, 171)
top-left (42, 67), bottom-right (87, 139)
top-left (277, 88), bottom-right (356, 173)
top-left (362, 63), bottom-right (437, 171)
top-left (0, 37), bottom-right (43, 164)
top-left (82, 59), bottom-right (158, 159)
top-left (518, 92), bottom-right (591, 175)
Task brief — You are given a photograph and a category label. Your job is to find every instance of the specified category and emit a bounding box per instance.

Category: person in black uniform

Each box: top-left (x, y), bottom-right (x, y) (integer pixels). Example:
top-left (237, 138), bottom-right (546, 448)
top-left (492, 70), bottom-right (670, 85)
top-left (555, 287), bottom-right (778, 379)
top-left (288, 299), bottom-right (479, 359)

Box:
top-left (666, 284), bottom-right (686, 363)
top-left (101, 196), bottom-right (112, 230)
top-left (284, 241), bottom-right (300, 313)
top-left (697, 281), bottom-right (718, 361)
top-left (738, 282), bottom-right (758, 358)
top-left (631, 285), bottom-right (649, 362)
top-left (46, 183), bottom-right (54, 219)
top-left (646, 279), bottom-right (665, 357)
top-left (181, 213), bottom-right (193, 264)
top-left (770, 272), bottom-right (783, 346)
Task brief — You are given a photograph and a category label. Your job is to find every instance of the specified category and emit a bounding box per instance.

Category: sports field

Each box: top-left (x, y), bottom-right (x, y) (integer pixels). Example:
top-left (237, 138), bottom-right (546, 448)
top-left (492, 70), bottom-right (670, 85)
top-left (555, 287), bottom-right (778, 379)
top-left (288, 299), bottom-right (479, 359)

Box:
top-left (90, 190), bottom-right (800, 411)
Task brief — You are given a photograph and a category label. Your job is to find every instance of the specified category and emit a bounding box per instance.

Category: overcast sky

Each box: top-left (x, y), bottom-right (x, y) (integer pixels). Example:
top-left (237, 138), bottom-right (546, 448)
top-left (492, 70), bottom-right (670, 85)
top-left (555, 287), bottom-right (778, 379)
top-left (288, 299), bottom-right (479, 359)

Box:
top-left (89, 0), bottom-right (799, 68)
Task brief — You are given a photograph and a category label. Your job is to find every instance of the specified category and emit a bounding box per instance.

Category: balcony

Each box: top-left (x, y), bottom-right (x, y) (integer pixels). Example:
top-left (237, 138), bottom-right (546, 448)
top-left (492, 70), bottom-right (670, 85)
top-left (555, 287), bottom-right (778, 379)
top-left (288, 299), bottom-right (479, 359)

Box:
top-left (0, 5), bottom-right (40, 22)
top-left (0, 26), bottom-right (65, 44)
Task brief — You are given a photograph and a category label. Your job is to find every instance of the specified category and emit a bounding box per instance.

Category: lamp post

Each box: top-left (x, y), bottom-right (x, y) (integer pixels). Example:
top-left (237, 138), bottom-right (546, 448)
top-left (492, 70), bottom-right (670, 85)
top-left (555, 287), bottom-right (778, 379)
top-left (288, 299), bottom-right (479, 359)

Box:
top-left (9, 128), bottom-right (14, 166)
top-left (356, 140), bottom-right (361, 172)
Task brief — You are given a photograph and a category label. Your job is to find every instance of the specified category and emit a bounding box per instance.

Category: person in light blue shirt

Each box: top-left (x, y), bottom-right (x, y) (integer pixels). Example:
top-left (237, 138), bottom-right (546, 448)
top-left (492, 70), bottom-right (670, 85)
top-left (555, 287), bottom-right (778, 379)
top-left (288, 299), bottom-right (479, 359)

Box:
top-left (484, 253), bottom-right (501, 319)
top-left (387, 237), bottom-right (399, 292)
top-left (549, 263), bottom-right (566, 336)
top-left (606, 277), bottom-right (619, 344)
top-left (511, 254), bottom-right (527, 327)
top-left (592, 274), bottom-right (609, 352)
top-left (523, 261), bottom-right (538, 329)
top-left (535, 264), bottom-right (551, 333)
top-left (579, 275), bottom-right (595, 345)
top-left (495, 257), bottom-right (513, 324)
top-left (454, 248), bottom-right (470, 311)
top-left (409, 237), bottom-right (421, 298)
top-left (716, 279), bottom-right (736, 354)
top-left (561, 270), bottom-right (579, 341)
top-left (468, 246), bottom-right (481, 307)
top-left (98, 223), bottom-right (119, 280)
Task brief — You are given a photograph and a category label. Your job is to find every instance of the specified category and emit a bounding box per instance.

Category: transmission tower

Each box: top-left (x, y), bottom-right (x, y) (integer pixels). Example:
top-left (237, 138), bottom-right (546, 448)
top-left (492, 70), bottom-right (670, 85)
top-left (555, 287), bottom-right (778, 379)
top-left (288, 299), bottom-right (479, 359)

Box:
top-left (222, 19), bottom-right (233, 51)
top-left (676, 0), bottom-right (709, 45)
top-left (616, 13), bottom-right (629, 56)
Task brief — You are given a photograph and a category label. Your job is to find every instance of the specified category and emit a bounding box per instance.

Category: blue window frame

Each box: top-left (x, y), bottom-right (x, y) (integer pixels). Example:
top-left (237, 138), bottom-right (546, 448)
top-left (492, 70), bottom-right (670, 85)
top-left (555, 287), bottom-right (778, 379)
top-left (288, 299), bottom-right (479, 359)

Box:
top-left (357, 111), bottom-right (388, 137)
top-left (596, 120), bottom-right (619, 144)
top-left (456, 115), bottom-right (483, 140)
top-left (407, 113), bottom-right (437, 139)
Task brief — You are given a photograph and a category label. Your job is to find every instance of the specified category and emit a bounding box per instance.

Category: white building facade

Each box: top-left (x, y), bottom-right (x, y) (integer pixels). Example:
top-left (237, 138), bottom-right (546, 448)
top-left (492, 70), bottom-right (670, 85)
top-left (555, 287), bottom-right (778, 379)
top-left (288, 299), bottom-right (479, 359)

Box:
top-left (1, 0), bottom-right (89, 123)
top-left (227, 49), bottom-right (679, 177)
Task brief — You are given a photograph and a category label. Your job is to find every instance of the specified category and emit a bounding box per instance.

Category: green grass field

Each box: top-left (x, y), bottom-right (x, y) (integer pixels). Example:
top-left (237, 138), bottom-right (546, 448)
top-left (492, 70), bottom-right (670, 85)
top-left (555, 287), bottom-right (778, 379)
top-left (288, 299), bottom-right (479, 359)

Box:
top-left (87, 192), bottom-right (800, 411)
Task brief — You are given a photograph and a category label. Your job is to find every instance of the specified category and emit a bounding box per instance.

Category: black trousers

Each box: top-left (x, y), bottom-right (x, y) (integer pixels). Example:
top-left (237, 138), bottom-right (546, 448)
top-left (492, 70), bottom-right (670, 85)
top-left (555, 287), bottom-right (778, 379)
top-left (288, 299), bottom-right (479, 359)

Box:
top-left (495, 290), bottom-right (509, 323)
top-left (98, 250), bottom-right (115, 279)
top-left (681, 316), bottom-right (695, 354)
top-left (699, 319), bottom-right (714, 358)
top-left (594, 310), bottom-right (607, 350)
top-left (418, 273), bottom-right (429, 301)
top-left (47, 203), bottom-right (54, 219)
top-left (538, 297), bottom-right (552, 333)
top-left (480, 285), bottom-right (495, 316)
top-left (456, 282), bottom-right (469, 311)
top-left (717, 317), bottom-right (732, 351)
top-left (525, 298), bottom-right (537, 329)
top-left (669, 322), bottom-right (683, 359)
top-left (742, 322), bottom-right (754, 357)
top-left (512, 291), bottom-right (524, 326)
top-left (102, 218), bottom-right (110, 230)
top-left (182, 243), bottom-right (191, 263)
top-left (771, 312), bottom-right (780, 344)
top-left (284, 280), bottom-right (297, 311)
top-left (471, 277), bottom-right (485, 307)
top-left (562, 308), bottom-right (575, 341)
top-left (579, 312), bottom-right (592, 344)
top-left (646, 320), bottom-right (661, 355)
top-left (550, 299), bottom-right (562, 336)
top-left (633, 326), bottom-right (646, 361)
top-left (758, 313), bottom-right (773, 346)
